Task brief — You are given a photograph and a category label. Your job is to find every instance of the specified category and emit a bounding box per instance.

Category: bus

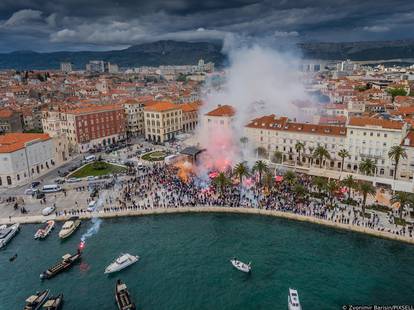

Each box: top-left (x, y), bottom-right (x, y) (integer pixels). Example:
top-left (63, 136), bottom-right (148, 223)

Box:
top-left (84, 155), bottom-right (96, 163)
top-left (41, 184), bottom-right (62, 193)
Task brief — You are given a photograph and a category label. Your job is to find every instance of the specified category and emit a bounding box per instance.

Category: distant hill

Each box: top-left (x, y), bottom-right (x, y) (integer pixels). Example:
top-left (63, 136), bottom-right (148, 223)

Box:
top-left (1, 39), bottom-right (414, 70)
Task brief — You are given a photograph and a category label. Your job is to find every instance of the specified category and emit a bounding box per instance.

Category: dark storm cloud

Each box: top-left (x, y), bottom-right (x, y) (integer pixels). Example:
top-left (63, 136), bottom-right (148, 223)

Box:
top-left (0, 0), bottom-right (413, 52)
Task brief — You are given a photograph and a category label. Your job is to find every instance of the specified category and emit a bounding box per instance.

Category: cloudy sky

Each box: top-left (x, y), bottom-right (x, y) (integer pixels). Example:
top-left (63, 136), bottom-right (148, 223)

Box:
top-left (0, 0), bottom-right (413, 52)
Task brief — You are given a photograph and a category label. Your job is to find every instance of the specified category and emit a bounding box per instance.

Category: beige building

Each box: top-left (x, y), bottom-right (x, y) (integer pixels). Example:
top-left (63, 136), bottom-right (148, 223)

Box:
top-left (181, 102), bottom-right (200, 132)
top-left (203, 104), bottom-right (235, 131)
top-left (144, 101), bottom-right (182, 143)
top-left (123, 99), bottom-right (145, 137)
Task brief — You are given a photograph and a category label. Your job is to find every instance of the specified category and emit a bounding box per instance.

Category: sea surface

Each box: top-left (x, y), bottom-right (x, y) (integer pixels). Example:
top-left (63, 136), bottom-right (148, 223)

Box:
top-left (1, 213), bottom-right (414, 309)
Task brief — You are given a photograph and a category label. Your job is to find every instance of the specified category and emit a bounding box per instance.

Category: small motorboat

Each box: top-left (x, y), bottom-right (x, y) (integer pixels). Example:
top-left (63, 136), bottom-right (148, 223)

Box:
top-left (230, 258), bottom-right (251, 273)
top-left (58, 217), bottom-right (81, 239)
top-left (115, 279), bottom-right (136, 310)
top-left (42, 293), bottom-right (63, 310)
top-left (0, 223), bottom-right (20, 249)
top-left (288, 288), bottom-right (302, 310)
top-left (34, 221), bottom-right (55, 240)
top-left (40, 250), bottom-right (81, 280)
top-left (105, 253), bottom-right (139, 274)
top-left (24, 289), bottom-right (50, 310)
top-left (9, 253), bottom-right (18, 262)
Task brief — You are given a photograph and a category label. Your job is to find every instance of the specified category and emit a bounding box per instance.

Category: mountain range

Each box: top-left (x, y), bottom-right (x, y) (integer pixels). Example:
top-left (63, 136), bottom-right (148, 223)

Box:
top-left (1, 40), bottom-right (414, 70)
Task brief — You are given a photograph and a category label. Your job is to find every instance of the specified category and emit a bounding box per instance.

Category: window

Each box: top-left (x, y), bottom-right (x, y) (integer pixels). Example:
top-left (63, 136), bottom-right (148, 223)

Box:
top-left (384, 134), bottom-right (387, 138)
top-left (7, 176), bottom-right (11, 185)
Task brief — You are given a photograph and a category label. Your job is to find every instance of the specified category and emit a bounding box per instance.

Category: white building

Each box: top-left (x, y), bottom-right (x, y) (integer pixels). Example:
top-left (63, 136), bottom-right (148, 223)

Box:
top-left (0, 133), bottom-right (55, 187)
top-left (60, 62), bottom-right (73, 73)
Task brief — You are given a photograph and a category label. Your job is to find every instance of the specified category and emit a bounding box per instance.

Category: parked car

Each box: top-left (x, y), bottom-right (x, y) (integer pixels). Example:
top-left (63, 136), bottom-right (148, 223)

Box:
top-left (25, 188), bottom-right (37, 195)
top-left (42, 205), bottom-right (56, 216)
top-left (87, 176), bottom-right (98, 182)
top-left (66, 177), bottom-right (80, 183)
top-left (87, 200), bottom-right (97, 212)
top-left (31, 181), bottom-right (41, 188)
top-left (137, 162), bottom-right (144, 170)
top-left (54, 178), bottom-right (65, 184)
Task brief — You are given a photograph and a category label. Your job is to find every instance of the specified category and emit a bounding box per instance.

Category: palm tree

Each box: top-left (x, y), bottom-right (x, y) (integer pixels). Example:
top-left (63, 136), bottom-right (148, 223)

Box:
top-left (233, 162), bottom-right (250, 186)
top-left (253, 160), bottom-right (269, 186)
top-left (295, 142), bottom-right (305, 165)
top-left (313, 145), bottom-right (330, 168)
top-left (312, 176), bottom-right (327, 195)
top-left (283, 170), bottom-right (297, 187)
top-left (341, 175), bottom-right (356, 199)
top-left (240, 136), bottom-right (248, 147)
top-left (359, 158), bottom-right (377, 176)
top-left (263, 171), bottom-right (274, 191)
top-left (326, 179), bottom-right (339, 205)
top-left (271, 151), bottom-right (283, 164)
top-left (357, 181), bottom-right (376, 218)
top-left (338, 149), bottom-right (350, 173)
top-left (293, 184), bottom-right (307, 201)
top-left (213, 172), bottom-right (231, 197)
top-left (308, 146), bottom-right (314, 166)
top-left (388, 145), bottom-right (407, 180)
top-left (390, 191), bottom-right (414, 219)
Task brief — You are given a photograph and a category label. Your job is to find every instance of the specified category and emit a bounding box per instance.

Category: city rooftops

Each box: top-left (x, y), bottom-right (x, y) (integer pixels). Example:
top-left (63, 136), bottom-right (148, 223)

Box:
top-left (0, 133), bottom-right (50, 153)
top-left (246, 114), bottom-right (347, 136)
top-left (205, 104), bottom-right (235, 117)
top-left (348, 117), bottom-right (404, 130)
top-left (144, 101), bottom-right (179, 112)
top-left (65, 104), bottom-right (123, 115)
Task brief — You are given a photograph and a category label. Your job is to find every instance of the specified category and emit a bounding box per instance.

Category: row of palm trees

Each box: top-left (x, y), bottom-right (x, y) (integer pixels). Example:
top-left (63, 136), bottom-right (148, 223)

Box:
top-left (265, 141), bottom-right (408, 180)
top-left (213, 159), bottom-right (414, 219)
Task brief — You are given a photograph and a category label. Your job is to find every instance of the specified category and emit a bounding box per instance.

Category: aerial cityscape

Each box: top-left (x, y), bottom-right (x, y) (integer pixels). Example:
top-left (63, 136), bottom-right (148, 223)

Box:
top-left (1, 0), bottom-right (414, 309)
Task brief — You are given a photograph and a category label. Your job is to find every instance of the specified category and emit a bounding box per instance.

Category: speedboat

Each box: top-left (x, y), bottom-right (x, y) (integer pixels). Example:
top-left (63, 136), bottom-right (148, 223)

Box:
top-left (43, 293), bottom-right (64, 310)
top-left (40, 251), bottom-right (81, 280)
top-left (288, 288), bottom-right (302, 310)
top-left (58, 217), bottom-right (81, 239)
top-left (24, 289), bottom-right (50, 310)
top-left (105, 253), bottom-right (139, 274)
top-left (0, 223), bottom-right (20, 249)
top-left (115, 279), bottom-right (136, 310)
top-left (230, 258), bottom-right (251, 273)
top-left (34, 221), bottom-right (55, 239)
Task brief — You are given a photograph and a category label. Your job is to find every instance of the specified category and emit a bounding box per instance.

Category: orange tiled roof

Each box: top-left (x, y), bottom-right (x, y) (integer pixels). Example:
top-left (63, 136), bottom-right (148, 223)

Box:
top-left (0, 133), bottom-right (50, 153)
top-left (246, 115), bottom-right (347, 136)
top-left (205, 105), bottom-right (235, 117)
top-left (0, 108), bottom-right (14, 118)
top-left (181, 102), bottom-right (201, 113)
top-left (65, 104), bottom-right (123, 115)
top-left (348, 117), bottom-right (404, 130)
top-left (144, 101), bottom-right (179, 112)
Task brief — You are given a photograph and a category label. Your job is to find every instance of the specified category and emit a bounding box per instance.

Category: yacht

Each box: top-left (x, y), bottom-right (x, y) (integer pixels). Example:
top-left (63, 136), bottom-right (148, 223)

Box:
top-left (24, 289), bottom-right (50, 310)
top-left (0, 223), bottom-right (20, 249)
top-left (58, 217), bottom-right (81, 239)
top-left (34, 221), bottom-right (55, 240)
top-left (42, 293), bottom-right (64, 310)
top-left (288, 288), bottom-right (302, 310)
top-left (105, 253), bottom-right (139, 274)
top-left (115, 279), bottom-right (136, 310)
top-left (230, 258), bottom-right (251, 273)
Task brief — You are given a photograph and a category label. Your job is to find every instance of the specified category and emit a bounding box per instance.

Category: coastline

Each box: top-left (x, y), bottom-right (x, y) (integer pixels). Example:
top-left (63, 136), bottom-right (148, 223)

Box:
top-left (1, 206), bottom-right (414, 245)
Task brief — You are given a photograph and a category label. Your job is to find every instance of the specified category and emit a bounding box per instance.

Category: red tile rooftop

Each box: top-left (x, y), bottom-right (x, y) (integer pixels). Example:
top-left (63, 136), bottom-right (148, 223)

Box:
top-left (348, 117), bottom-right (404, 130)
top-left (144, 101), bottom-right (179, 112)
top-left (205, 105), bottom-right (235, 117)
top-left (0, 133), bottom-right (50, 153)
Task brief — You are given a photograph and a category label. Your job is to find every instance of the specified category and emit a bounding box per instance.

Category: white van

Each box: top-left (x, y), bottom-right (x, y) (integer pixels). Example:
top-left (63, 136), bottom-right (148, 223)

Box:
top-left (84, 155), bottom-right (96, 163)
top-left (87, 200), bottom-right (97, 212)
top-left (41, 184), bottom-right (62, 193)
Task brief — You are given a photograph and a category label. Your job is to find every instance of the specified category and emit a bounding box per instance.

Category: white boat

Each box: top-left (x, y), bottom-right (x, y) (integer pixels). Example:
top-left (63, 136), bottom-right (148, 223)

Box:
top-left (58, 217), bottom-right (81, 239)
top-left (288, 288), bottom-right (302, 310)
top-left (34, 220), bottom-right (55, 239)
top-left (105, 253), bottom-right (139, 274)
top-left (230, 258), bottom-right (251, 273)
top-left (0, 223), bottom-right (20, 249)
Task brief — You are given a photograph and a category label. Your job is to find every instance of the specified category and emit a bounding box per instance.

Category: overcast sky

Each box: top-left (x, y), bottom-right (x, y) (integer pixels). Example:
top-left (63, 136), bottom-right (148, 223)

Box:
top-left (0, 0), bottom-right (413, 52)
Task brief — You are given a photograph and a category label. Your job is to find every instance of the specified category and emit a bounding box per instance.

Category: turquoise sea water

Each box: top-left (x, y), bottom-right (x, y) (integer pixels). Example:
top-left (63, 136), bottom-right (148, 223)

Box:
top-left (1, 213), bottom-right (414, 309)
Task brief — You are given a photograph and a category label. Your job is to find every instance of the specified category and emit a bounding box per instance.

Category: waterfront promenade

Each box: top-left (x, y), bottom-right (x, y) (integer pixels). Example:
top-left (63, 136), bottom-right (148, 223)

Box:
top-left (2, 205), bottom-right (414, 245)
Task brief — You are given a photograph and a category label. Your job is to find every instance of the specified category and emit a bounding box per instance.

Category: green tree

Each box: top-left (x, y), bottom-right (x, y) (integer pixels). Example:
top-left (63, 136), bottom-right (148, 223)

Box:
top-left (359, 158), bottom-right (377, 176)
top-left (342, 175), bottom-right (357, 199)
top-left (388, 145), bottom-right (407, 180)
top-left (263, 172), bottom-right (274, 191)
top-left (253, 160), bottom-right (269, 186)
top-left (357, 182), bottom-right (376, 218)
top-left (390, 191), bottom-right (414, 219)
top-left (233, 162), bottom-right (250, 187)
top-left (326, 179), bottom-right (339, 205)
top-left (283, 170), bottom-right (297, 187)
top-left (386, 87), bottom-right (407, 101)
top-left (213, 172), bottom-right (231, 197)
top-left (295, 141), bottom-right (305, 165)
top-left (313, 145), bottom-right (330, 168)
top-left (271, 151), bottom-right (283, 164)
top-left (312, 176), bottom-right (327, 195)
top-left (338, 149), bottom-right (350, 173)
top-left (293, 184), bottom-right (307, 201)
